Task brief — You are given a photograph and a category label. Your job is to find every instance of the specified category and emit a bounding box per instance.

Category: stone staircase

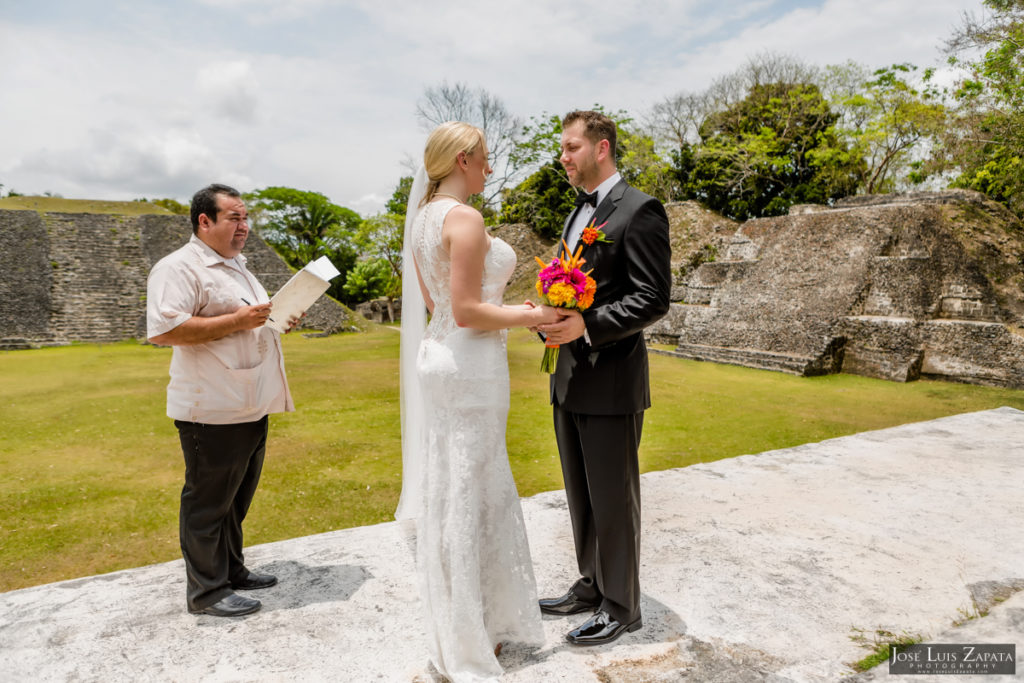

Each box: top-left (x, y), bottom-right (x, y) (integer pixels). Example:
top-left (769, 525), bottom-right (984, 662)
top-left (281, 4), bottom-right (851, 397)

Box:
top-left (655, 342), bottom-right (824, 375)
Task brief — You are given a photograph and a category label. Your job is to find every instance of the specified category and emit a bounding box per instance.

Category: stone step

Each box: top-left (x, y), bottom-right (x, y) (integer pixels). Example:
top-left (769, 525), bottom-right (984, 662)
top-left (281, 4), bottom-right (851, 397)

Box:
top-left (654, 342), bottom-right (817, 375)
top-left (0, 337), bottom-right (32, 350)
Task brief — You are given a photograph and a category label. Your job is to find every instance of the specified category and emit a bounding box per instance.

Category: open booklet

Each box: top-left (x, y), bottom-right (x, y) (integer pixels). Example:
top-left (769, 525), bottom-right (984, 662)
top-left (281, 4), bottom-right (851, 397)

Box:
top-left (265, 255), bottom-right (341, 333)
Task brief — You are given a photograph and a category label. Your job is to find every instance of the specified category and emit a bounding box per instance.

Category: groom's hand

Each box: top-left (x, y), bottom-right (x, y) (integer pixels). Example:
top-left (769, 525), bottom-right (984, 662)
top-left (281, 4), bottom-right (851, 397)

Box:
top-left (538, 309), bottom-right (585, 345)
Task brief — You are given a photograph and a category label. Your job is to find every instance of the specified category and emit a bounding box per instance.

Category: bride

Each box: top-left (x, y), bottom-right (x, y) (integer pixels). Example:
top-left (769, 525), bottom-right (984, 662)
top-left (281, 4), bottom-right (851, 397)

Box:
top-left (396, 121), bottom-right (562, 681)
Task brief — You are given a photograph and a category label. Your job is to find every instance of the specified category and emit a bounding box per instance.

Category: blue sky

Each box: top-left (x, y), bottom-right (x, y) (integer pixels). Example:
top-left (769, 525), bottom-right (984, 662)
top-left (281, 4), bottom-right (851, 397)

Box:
top-left (1, 0), bottom-right (980, 215)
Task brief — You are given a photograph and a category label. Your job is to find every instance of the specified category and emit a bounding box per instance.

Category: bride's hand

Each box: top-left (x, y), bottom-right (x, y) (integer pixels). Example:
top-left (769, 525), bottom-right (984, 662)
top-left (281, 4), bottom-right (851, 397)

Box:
top-left (533, 304), bottom-right (567, 326)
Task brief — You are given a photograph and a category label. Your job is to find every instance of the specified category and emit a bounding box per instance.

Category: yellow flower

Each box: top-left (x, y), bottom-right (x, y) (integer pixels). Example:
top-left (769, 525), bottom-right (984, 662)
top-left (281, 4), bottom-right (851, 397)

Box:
top-left (546, 282), bottom-right (577, 307)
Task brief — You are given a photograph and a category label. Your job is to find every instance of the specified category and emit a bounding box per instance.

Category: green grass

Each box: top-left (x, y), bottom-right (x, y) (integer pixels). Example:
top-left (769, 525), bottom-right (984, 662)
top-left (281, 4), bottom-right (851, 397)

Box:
top-left (2, 328), bottom-right (1023, 592)
top-left (0, 196), bottom-right (173, 215)
top-left (849, 628), bottom-right (925, 672)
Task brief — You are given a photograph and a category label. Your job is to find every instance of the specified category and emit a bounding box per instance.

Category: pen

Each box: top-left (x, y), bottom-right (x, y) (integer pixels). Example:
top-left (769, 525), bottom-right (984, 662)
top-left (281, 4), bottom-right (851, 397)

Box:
top-left (241, 297), bottom-right (275, 323)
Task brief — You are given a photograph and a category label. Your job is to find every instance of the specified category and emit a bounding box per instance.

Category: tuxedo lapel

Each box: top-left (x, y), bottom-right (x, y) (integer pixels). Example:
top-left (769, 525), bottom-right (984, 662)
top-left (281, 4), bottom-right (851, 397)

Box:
top-left (564, 179), bottom-right (628, 252)
top-left (577, 180), bottom-right (627, 255)
top-left (592, 179), bottom-right (627, 227)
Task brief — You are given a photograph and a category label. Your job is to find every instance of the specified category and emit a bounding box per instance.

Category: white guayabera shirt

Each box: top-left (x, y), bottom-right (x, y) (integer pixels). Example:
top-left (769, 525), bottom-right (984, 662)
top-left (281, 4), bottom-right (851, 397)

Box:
top-left (146, 234), bottom-right (294, 424)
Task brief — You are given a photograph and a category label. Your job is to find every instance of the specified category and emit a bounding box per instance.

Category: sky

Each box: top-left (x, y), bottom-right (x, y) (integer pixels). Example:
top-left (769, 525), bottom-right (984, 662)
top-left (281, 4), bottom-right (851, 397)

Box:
top-left (0, 0), bottom-right (982, 216)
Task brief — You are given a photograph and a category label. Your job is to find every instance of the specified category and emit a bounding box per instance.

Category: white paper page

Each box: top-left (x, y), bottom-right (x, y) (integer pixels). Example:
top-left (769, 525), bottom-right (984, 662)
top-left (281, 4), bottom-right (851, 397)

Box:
top-left (266, 270), bottom-right (329, 333)
top-left (305, 255), bottom-right (341, 281)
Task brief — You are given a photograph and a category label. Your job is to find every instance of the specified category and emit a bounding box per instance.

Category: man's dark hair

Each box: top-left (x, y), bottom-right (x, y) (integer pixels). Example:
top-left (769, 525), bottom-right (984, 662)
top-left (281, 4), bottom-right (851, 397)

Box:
top-left (562, 110), bottom-right (617, 159)
top-left (190, 183), bottom-right (241, 234)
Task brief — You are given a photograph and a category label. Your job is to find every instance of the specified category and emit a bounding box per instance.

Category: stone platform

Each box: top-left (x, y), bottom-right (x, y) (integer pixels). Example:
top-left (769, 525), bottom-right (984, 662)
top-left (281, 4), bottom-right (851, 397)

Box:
top-left (2, 408), bottom-right (1023, 682)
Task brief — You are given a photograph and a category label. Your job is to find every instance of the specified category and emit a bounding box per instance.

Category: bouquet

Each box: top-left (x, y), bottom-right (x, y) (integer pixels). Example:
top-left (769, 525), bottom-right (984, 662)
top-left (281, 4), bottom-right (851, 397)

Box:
top-left (534, 237), bottom-right (598, 373)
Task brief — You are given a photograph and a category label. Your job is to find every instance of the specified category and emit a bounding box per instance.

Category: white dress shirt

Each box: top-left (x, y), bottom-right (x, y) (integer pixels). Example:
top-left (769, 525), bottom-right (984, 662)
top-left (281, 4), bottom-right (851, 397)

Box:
top-left (566, 172), bottom-right (621, 249)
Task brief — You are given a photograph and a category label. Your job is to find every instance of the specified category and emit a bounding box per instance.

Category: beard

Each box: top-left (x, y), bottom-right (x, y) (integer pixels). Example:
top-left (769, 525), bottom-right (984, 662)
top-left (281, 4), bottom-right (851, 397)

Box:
top-left (566, 149), bottom-right (600, 188)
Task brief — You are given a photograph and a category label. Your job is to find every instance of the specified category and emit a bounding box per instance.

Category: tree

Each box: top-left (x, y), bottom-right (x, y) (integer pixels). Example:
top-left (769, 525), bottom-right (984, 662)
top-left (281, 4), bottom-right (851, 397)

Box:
top-left (135, 197), bottom-right (189, 214)
top-left (342, 258), bottom-right (392, 302)
top-left (354, 212), bottom-right (404, 297)
top-left (498, 162), bottom-right (575, 239)
top-left (688, 82), bottom-right (864, 220)
top-left (386, 176), bottom-right (413, 217)
top-left (826, 63), bottom-right (947, 193)
top-left (416, 81), bottom-right (523, 210)
top-left (939, 0), bottom-right (1024, 216)
top-left (616, 127), bottom-right (681, 202)
top-left (647, 91), bottom-right (710, 153)
top-left (244, 186), bottom-right (361, 303)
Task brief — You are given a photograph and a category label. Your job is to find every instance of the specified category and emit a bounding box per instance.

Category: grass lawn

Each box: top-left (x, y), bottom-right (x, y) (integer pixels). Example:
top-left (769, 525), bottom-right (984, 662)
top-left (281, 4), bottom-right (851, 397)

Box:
top-left (0, 196), bottom-right (174, 215)
top-left (2, 328), bottom-right (1022, 592)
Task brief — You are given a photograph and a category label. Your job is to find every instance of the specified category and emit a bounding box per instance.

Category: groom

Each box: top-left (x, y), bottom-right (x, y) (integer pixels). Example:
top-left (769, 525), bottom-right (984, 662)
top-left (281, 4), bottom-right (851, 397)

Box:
top-left (537, 110), bottom-right (671, 646)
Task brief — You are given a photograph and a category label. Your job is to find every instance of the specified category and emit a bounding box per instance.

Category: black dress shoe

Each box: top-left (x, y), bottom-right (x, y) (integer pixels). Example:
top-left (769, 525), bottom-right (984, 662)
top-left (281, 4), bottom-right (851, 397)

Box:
top-left (231, 572), bottom-right (277, 590)
top-left (539, 589), bottom-right (601, 615)
top-left (566, 610), bottom-right (642, 646)
top-left (189, 593), bottom-right (261, 617)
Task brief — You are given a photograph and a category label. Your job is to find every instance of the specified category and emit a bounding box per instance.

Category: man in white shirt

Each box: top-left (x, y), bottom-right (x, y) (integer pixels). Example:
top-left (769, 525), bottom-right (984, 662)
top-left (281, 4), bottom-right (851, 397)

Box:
top-left (147, 184), bottom-right (297, 617)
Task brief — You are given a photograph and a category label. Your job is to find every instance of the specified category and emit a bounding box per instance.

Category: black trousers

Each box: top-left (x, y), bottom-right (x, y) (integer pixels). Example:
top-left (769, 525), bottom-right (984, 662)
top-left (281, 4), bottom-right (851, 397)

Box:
top-left (175, 416), bottom-right (268, 611)
top-left (553, 407), bottom-right (643, 624)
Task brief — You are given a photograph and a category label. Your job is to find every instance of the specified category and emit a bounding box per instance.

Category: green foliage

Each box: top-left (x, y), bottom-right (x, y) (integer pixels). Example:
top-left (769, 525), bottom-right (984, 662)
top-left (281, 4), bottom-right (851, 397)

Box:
top-left (941, 0), bottom-right (1024, 216)
top-left (951, 145), bottom-right (1023, 205)
top-left (687, 82), bottom-right (863, 220)
top-left (342, 258), bottom-right (392, 302)
top-left (498, 162), bottom-right (575, 239)
top-left (850, 628), bottom-right (925, 672)
top-left (386, 176), bottom-right (413, 217)
top-left (508, 112), bottom-right (566, 171)
top-left (617, 127), bottom-right (681, 202)
top-left (830, 63), bottom-right (947, 193)
top-left (245, 186), bottom-right (361, 302)
top-left (135, 197), bottom-right (189, 215)
top-left (354, 213), bottom-right (403, 297)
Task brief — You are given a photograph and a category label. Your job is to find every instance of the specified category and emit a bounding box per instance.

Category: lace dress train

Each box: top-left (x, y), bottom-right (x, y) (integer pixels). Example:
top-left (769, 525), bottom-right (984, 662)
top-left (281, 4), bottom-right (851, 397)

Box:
top-left (410, 199), bottom-right (544, 681)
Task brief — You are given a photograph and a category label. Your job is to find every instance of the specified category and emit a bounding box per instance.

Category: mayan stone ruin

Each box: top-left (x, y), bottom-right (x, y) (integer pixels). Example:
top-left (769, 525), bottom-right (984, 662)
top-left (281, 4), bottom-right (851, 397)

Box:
top-left (648, 189), bottom-right (1024, 388)
top-left (3, 190), bottom-right (1023, 389)
top-left (0, 209), bottom-right (355, 349)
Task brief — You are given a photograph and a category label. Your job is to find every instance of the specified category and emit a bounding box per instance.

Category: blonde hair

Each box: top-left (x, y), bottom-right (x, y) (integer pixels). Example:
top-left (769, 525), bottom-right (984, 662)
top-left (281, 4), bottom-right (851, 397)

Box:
top-left (421, 121), bottom-right (486, 206)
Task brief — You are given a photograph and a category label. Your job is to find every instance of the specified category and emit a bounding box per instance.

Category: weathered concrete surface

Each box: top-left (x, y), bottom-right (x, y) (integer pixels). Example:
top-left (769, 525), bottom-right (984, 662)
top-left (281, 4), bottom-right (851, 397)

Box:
top-left (1, 408), bottom-right (1022, 682)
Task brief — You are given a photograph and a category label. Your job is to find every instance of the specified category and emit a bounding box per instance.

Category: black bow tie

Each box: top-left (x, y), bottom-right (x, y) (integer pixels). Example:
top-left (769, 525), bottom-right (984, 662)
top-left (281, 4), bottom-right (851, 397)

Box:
top-left (575, 190), bottom-right (598, 209)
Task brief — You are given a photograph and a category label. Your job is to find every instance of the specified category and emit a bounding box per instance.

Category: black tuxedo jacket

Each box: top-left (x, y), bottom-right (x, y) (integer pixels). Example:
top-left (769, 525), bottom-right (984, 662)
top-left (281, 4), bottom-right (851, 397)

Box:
top-left (549, 179), bottom-right (671, 415)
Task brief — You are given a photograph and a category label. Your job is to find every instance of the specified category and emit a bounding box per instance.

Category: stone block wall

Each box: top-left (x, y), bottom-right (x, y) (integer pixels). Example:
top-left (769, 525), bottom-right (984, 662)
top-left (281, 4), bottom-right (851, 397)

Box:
top-left (0, 211), bottom-right (52, 348)
top-left (653, 190), bottom-right (1024, 389)
top-left (0, 210), bottom-right (356, 346)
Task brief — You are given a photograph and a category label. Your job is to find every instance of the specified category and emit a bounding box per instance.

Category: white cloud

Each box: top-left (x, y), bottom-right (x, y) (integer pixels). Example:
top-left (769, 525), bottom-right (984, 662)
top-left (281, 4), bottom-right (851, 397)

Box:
top-left (196, 60), bottom-right (261, 124)
top-left (0, 0), bottom-right (980, 212)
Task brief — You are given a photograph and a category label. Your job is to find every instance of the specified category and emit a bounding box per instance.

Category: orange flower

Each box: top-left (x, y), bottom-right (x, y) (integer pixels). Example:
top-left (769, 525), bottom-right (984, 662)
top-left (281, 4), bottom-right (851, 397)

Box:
top-left (578, 276), bottom-right (597, 309)
top-left (580, 220), bottom-right (610, 246)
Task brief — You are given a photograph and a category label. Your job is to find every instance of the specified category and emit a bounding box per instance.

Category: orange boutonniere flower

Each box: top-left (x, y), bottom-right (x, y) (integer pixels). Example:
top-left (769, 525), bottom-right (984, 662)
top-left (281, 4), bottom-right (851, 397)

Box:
top-left (580, 219), bottom-right (611, 246)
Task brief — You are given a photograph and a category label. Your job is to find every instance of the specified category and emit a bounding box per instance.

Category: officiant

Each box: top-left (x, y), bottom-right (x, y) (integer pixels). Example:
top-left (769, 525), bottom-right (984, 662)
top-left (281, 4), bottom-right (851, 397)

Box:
top-left (146, 183), bottom-right (301, 617)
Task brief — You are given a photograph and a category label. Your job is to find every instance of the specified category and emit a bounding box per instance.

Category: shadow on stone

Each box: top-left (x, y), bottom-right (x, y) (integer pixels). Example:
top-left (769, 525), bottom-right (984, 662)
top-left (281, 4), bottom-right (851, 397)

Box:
top-left (502, 593), bottom-right (686, 675)
top-left (253, 560), bottom-right (372, 610)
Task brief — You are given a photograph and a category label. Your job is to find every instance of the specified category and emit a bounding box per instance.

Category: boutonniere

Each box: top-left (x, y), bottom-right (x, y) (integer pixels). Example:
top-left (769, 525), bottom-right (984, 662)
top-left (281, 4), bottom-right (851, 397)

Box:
top-left (581, 219), bottom-right (611, 246)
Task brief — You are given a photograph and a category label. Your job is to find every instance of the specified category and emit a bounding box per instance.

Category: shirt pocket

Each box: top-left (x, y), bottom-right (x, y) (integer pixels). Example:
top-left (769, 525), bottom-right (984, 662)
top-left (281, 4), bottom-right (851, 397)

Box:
top-left (193, 356), bottom-right (268, 412)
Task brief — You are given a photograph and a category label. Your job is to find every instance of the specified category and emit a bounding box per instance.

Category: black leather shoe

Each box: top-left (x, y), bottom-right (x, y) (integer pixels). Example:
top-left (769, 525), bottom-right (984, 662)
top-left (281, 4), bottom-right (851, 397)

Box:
top-left (539, 589), bottom-right (600, 616)
top-left (566, 610), bottom-right (642, 646)
top-left (189, 593), bottom-right (261, 617)
top-left (231, 572), bottom-right (277, 590)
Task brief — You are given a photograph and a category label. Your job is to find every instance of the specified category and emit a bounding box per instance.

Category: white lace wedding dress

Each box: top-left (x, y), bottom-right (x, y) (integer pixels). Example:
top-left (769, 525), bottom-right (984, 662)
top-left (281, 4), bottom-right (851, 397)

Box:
top-left (409, 198), bottom-right (544, 682)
